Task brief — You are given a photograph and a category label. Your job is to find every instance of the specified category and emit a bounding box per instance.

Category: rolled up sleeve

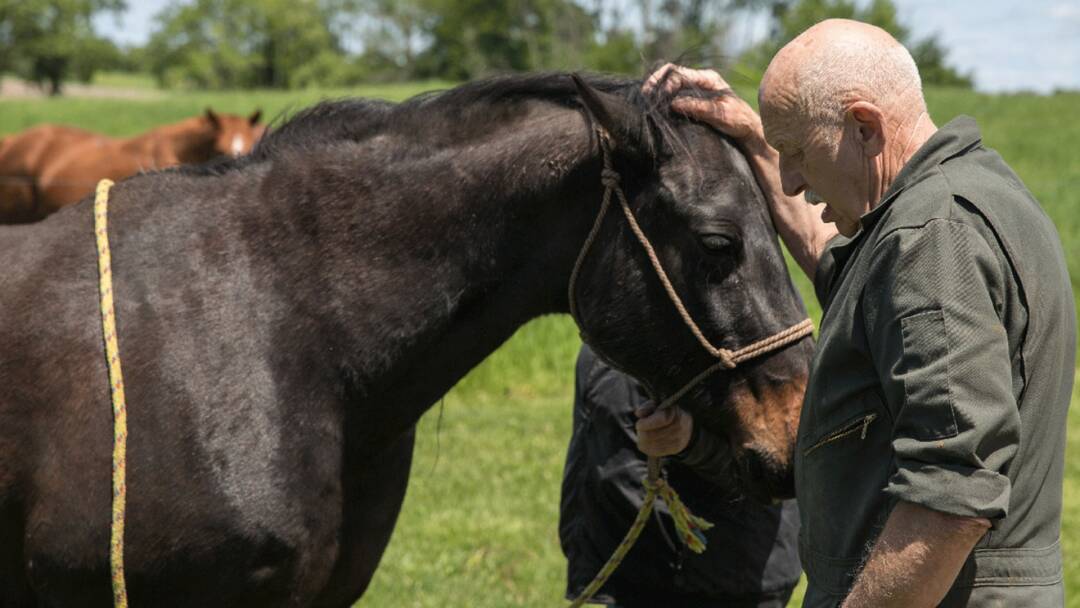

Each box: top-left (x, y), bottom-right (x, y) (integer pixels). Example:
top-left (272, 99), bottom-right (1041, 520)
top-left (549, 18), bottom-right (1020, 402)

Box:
top-left (863, 219), bottom-right (1019, 520)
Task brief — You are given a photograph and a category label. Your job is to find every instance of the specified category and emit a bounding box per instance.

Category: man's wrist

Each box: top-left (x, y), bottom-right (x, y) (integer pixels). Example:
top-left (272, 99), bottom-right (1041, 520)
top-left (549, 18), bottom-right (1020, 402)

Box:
top-left (672, 419), bottom-right (701, 461)
top-left (739, 130), bottom-right (775, 160)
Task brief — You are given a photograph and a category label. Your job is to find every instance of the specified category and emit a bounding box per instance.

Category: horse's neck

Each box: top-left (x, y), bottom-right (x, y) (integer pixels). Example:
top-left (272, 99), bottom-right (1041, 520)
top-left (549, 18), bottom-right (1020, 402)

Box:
top-left (121, 118), bottom-right (213, 166)
top-left (251, 109), bottom-right (601, 441)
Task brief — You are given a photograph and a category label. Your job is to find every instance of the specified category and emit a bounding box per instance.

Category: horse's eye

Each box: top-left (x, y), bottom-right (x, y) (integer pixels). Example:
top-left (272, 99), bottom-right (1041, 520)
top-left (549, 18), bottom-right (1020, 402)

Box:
top-left (699, 233), bottom-right (737, 255)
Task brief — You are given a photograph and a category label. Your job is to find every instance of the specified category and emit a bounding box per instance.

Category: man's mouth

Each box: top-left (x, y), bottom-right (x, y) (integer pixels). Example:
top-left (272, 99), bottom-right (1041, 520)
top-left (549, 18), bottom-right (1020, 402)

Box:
top-left (821, 205), bottom-right (835, 223)
top-left (805, 189), bottom-right (825, 204)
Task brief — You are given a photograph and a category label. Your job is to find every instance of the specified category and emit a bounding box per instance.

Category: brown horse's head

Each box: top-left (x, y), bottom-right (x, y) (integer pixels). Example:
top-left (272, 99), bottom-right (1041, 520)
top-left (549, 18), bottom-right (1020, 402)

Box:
top-left (204, 108), bottom-right (264, 157)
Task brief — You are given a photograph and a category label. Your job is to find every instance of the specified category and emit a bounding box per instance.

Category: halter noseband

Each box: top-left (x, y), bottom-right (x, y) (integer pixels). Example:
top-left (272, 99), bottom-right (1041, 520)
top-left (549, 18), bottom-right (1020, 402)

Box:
top-left (567, 129), bottom-right (814, 411)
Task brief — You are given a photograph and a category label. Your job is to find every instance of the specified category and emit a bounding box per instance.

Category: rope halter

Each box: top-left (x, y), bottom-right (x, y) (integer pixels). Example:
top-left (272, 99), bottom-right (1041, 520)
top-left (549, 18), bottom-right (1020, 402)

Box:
top-left (567, 128), bottom-right (814, 412)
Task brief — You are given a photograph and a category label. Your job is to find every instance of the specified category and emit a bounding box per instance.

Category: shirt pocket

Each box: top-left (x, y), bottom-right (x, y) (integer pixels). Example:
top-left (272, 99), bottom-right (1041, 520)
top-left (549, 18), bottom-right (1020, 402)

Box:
top-left (898, 309), bottom-right (959, 441)
top-left (803, 411), bottom-right (879, 457)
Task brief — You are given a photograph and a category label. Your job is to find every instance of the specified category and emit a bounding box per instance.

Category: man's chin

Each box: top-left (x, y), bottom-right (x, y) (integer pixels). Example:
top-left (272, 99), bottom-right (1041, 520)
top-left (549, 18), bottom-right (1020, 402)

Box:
top-left (835, 221), bottom-right (861, 237)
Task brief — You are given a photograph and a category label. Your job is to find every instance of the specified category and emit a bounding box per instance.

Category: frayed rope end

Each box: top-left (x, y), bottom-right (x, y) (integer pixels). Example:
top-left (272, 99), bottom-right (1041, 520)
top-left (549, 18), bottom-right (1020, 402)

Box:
top-left (647, 477), bottom-right (714, 554)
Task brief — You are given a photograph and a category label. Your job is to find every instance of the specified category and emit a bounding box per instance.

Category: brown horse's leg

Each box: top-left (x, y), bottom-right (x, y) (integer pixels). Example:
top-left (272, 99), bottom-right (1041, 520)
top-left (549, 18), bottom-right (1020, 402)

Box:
top-left (313, 426), bottom-right (416, 608)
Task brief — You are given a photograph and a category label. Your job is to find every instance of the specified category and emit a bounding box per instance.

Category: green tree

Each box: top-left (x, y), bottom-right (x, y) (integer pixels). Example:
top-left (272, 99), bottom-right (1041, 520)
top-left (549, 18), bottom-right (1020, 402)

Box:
top-left (145, 0), bottom-right (361, 89)
top-left (411, 0), bottom-right (599, 80)
top-left (740, 0), bottom-right (972, 88)
top-left (0, 0), bottom-right (125, 95)
top-left (352, 0), bottom-right (429, 79)
top-left (645, 0), bottom-right (730, 64)
top-left (584, 29), bottom-right (640, 74)
top-left (909, 36), bottom-right (973, 88)
top-left (415, 0), bottom-right (532, 80)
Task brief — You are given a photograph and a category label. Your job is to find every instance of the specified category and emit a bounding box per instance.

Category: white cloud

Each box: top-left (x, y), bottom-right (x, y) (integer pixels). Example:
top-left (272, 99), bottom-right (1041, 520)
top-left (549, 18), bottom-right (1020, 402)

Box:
top-left (1049, 2), bottom-right (1080, 21)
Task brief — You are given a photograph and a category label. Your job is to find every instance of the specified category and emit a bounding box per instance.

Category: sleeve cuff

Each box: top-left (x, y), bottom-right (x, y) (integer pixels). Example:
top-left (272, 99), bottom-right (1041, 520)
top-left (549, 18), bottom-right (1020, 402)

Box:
top-left (670, 423), bottom-right (736, 486)
top-left (884, 460), bottom-right (1011, 520)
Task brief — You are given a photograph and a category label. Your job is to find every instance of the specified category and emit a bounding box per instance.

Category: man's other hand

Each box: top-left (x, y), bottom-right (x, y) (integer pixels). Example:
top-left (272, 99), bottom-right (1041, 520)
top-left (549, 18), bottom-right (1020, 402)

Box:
top-left (634, 405), bottom-right (693, 456)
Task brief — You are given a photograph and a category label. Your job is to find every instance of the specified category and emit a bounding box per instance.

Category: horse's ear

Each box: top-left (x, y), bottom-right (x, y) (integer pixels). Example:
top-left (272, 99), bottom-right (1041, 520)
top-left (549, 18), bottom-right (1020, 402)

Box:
top-left (571, 73), bottom-right (655, 161)
top-left (204, 108), bottom-right (221, 128)
top-left (249, 109), bottom-right (262, 125)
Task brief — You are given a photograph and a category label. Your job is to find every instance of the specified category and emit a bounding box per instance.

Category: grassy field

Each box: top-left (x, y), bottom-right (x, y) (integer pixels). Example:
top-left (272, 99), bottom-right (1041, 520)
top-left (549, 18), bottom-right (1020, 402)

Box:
top-left (2, 78), bottom-right (1077, 606)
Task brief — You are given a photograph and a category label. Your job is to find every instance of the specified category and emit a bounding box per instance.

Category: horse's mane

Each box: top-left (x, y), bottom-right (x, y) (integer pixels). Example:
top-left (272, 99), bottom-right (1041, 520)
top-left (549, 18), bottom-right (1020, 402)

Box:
top-left (178, 72), bottom-right (684, 177)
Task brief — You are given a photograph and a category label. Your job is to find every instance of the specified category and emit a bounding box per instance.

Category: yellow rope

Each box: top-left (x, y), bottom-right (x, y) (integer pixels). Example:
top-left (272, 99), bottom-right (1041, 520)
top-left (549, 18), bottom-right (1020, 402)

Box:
top-left (566, 474), bottom-right (658, 608)
top-left (567, 458), bottom-right (714, 607)
top-left (95, 178), bottom-right (129, 608)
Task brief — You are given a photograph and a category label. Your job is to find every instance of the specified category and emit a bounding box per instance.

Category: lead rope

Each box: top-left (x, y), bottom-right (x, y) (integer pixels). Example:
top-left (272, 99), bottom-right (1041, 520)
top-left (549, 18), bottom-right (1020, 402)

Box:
top-left (566, 130), bottom-right (813, 607)
top-left (95, 178), bottom-right (129, 608)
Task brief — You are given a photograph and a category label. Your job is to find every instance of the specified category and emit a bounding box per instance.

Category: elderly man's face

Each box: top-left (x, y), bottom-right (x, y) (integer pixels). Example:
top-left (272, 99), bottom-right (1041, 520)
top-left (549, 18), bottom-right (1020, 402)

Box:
top-left (760, 101), bottom-right (872, 237)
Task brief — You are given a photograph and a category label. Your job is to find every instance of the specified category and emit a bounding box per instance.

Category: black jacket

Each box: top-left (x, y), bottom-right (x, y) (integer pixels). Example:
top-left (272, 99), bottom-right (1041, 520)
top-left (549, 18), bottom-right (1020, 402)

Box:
top-left (560, 345), bottom-right (802, 607)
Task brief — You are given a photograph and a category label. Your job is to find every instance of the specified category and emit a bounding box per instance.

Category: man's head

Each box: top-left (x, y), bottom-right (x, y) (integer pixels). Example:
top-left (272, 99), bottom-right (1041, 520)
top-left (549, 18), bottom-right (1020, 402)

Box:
top-left (759, 19), bottom-right (933, 236)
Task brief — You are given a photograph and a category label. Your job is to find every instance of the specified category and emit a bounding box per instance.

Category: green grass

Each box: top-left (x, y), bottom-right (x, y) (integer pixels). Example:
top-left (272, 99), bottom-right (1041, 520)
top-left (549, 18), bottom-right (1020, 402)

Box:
top-left (1, 81), bottom-right (1076, 606)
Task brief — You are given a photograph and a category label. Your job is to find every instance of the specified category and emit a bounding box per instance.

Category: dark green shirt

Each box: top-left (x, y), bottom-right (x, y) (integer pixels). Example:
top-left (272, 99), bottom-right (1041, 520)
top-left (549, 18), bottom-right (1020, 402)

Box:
top-left (796, 116), bottom-right (1076, 607)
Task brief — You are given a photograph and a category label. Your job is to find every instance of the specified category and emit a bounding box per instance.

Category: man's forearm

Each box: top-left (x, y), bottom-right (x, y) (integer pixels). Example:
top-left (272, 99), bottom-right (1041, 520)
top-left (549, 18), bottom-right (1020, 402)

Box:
top-left (740, 136), bottom-right (838, 279)
top-left (842, 501), bottom-right (990, 608)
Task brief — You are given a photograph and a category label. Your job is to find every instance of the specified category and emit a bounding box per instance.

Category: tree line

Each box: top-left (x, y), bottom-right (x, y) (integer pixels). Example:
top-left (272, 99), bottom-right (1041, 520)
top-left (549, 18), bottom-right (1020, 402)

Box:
top-left (0, 0), bottom-right (972, 94)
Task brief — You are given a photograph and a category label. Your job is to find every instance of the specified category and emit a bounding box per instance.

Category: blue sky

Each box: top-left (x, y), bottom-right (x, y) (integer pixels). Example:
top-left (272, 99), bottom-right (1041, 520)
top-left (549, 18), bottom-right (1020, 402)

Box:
top-left (94, 0), bottom-right (1080, 93)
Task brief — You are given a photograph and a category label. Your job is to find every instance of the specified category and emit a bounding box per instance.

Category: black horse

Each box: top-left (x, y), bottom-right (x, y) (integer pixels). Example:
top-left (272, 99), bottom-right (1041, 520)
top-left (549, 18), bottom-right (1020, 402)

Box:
top-left (0, 73), bottom-right (812, 606)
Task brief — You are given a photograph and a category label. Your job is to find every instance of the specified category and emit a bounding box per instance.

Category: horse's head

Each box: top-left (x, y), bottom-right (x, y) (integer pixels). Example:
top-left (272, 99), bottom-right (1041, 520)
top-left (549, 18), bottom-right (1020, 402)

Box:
top-left (204, 108), bottom-right (265, 157)
top-left (569, 76), bottom-right (813, 501)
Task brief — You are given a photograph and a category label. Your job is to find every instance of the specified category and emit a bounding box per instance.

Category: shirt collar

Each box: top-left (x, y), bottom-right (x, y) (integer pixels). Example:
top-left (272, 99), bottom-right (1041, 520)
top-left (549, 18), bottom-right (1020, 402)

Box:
top-left (858, 115), bottom-right (983, 230)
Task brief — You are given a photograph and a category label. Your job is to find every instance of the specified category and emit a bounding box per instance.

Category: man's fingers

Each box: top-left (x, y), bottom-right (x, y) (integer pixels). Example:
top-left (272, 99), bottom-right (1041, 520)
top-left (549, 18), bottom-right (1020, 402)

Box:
top-left (643, 63), bottom-right (677, 93)
top-left (671, 97), bottom-right (718, 118)
top-left (643, 64), bottom-right (730, 97)
top-left (636, 407), bottom-right (677, 431)
top-left (674, 67), bottom-right (729, 92)
top-left (636, 407), bottom-right (694, 457)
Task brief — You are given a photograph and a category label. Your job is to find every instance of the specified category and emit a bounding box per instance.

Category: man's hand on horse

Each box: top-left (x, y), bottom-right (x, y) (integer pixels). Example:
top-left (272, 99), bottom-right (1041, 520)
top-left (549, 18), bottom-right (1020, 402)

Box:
top-left (643, 64), bottom-right (764, 142)
top-left (634, 405), bottom-right (693, 457)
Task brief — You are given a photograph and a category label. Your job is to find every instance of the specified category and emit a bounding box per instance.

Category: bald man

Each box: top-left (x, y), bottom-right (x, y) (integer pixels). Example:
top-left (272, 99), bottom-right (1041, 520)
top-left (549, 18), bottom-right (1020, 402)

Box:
top-left (636, 19), bottom-right (1076, 608)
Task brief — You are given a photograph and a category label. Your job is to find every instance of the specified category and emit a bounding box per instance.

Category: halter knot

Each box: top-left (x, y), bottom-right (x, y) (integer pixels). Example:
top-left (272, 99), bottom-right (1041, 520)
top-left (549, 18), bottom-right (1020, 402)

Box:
top-left (717, 349), bottom-right (737, 369)
top-left (600, 167), bottom-right (621, 189)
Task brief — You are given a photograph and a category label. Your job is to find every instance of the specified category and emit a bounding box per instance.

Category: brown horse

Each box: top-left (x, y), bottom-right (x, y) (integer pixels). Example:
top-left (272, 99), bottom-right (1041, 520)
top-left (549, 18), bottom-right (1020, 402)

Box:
top-left (0, 109), bottom-right (263, 223)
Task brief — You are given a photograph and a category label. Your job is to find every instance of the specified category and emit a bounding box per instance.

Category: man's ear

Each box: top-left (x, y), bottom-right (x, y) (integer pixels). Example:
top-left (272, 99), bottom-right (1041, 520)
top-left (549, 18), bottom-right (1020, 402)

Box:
top-left (848, 101), bottom-right (886, 157)
top-left (571, 73), bottom-right (656, 162)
